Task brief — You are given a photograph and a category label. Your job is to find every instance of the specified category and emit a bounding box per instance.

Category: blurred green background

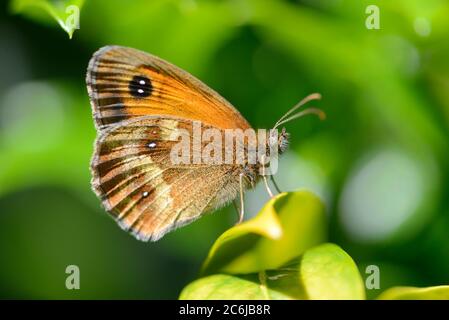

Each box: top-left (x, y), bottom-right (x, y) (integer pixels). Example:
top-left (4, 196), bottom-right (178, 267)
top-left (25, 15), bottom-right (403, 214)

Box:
top-left (0, 0), bottom-right (448, 299)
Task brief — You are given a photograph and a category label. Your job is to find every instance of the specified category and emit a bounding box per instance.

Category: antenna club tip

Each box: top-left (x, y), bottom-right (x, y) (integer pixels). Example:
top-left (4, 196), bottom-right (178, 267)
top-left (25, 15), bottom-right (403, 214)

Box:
top-left (318, 110), bottom-right (326, 120)
top-left (311, 93), bottom-right (322, 100)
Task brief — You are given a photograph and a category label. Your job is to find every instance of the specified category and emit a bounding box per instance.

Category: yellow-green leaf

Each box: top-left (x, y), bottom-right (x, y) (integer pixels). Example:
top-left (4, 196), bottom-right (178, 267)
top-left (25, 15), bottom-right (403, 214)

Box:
top-left (300, 243), bottom-right (366, 300)
top-left (377, 285), bottom-right (449, 300)
top-left (179, 271), bottom-right (305, 300)
top-left (10, 0), bottom-right (85, 38)
top-left (201, 190), bottom-right (327, 275)
top-left (181, 243), bottom-right (364, 300)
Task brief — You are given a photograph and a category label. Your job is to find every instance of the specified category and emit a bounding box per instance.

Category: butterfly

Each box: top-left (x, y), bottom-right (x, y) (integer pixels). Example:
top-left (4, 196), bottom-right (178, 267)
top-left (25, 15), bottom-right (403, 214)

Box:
top-left (86, 45), bottom-right (323, 241)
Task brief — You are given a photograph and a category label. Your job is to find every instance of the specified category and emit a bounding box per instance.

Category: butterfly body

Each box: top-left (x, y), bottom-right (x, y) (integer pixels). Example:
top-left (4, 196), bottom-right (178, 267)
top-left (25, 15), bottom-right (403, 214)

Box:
top-left (86, 46), bottom-right (291, 241)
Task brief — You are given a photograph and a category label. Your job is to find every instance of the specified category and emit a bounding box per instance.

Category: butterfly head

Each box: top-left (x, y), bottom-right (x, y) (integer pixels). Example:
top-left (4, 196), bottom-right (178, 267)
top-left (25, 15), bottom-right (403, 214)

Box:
top-left (269, 127), bottom-right (289, 154)
top-left (279, 127), bottom-right (290, 154)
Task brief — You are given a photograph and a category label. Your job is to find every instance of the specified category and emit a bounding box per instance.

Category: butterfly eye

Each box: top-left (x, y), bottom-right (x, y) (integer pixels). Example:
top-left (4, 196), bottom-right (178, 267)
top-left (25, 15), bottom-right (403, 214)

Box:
top-left (129, 75), bottom-right (152, 98)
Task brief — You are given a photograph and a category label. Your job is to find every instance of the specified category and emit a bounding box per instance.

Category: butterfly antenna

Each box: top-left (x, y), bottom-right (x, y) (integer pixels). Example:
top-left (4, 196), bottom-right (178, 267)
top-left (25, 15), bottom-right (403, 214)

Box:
top-left (274, 108), bottom-right (326, 128)
top-left (273, 93), bottom-right (324, 129)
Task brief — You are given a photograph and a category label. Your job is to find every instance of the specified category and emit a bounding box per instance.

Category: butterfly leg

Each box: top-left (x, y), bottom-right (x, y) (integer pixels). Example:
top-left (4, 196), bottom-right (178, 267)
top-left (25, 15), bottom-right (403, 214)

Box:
top-left (270, 175), bottom-right (282, 194)
top-left (261, 155), bottom-right (274, 198)
top-left (236, 172), bottom-right (245, 224)
top-left (232, 200), bottom-right (239, 218)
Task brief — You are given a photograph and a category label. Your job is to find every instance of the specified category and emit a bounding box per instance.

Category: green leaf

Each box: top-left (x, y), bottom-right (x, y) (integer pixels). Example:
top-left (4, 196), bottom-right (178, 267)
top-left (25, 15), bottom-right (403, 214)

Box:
top-left (300, 243), bottom-right (365, 300)
top-left (180, 244), bottom-right (364, 300)
top-left (377, 286), bottom-right (449, 300)
top-left (10, 0), bottom-right (85, 38)
top-left (201, 190), bottom-right (327, 275)
top-left (179, 271), bottom-right (304, 300)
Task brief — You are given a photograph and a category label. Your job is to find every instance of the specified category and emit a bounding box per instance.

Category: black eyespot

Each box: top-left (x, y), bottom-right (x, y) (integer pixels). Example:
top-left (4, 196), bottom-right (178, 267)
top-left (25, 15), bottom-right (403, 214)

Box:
top-left (129, 75), bottom-right (152, 98)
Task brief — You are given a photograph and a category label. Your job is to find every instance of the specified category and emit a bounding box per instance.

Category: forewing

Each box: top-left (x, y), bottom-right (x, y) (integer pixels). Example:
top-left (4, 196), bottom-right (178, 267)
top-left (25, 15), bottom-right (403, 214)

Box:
top-left (86, 45), bottom-right (251, 131)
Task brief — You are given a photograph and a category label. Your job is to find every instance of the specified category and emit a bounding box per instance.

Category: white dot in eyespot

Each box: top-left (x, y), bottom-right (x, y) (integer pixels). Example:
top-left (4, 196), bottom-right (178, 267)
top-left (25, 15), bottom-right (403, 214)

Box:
top-left (148, 142), bottom-right (157, 148)
top-left (138, 89), bottom-right (144, 94)
top-left (142, 191), bottom-right (149, 197)
top-left (139, 79), bottom-right (146, 85)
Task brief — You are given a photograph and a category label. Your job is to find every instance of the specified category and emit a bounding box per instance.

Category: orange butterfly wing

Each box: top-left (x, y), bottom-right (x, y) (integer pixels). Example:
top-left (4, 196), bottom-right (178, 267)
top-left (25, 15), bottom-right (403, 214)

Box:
top-left (87, 46), bottom-right (255, 241)
top-left (86, 45), bottom-right (251, 131)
